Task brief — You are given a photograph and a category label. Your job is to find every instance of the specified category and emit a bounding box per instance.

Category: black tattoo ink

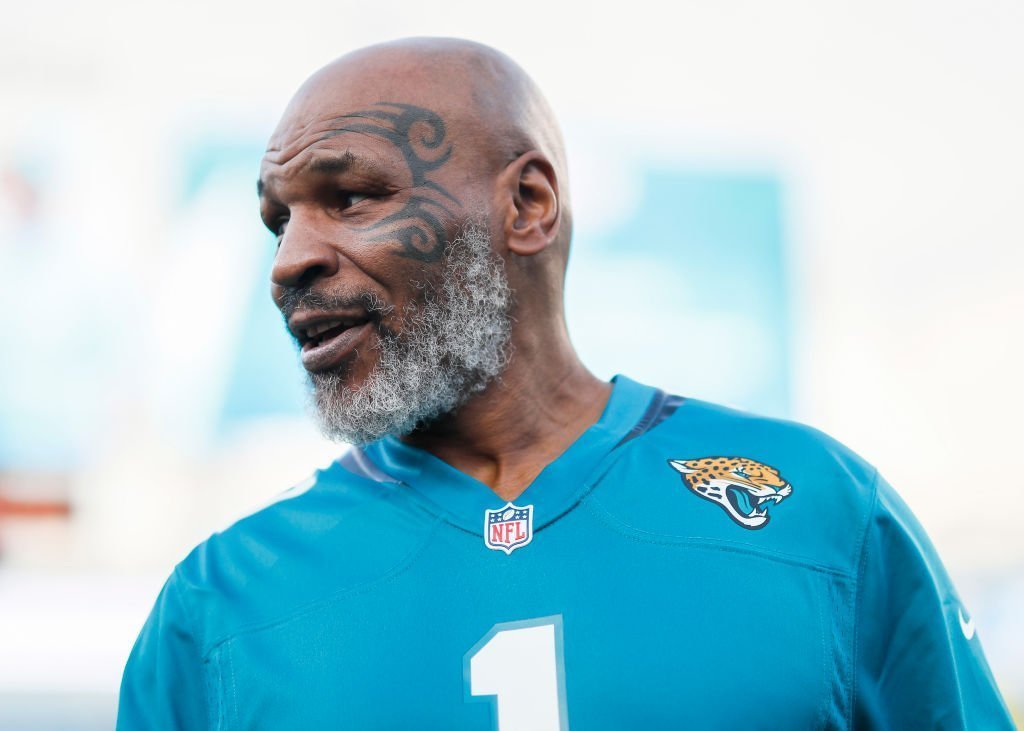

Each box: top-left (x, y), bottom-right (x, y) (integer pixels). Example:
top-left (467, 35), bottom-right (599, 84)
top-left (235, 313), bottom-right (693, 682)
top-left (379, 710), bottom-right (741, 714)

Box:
top-left (365, 196), bottom-right (450, 262)
top-left (321, 102), bottom-right (463, 262)
top-left (331, 103), bottom-right (459, 204)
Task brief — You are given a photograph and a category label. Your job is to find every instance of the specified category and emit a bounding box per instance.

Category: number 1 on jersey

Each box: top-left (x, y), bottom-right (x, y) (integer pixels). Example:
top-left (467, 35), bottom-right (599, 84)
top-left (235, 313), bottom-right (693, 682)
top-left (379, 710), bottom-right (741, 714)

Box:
top-left (465, 615), bottom-right (569, 731)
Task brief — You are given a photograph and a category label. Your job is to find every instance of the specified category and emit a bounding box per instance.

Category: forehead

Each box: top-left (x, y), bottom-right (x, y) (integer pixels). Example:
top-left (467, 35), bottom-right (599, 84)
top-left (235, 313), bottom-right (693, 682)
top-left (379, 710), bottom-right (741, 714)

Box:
top-left (259, 113), bottom-right (407, 194)
top-left (261, 61), bottom-right (472, 177)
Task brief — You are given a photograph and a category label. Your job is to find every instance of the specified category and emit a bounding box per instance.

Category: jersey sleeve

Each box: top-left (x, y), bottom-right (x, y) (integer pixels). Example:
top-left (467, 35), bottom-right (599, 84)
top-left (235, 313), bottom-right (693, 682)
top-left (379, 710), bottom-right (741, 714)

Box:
top-left (117, 568), bottom-right (210, 730)
top-left (853, 473), bottom-right (1014, 729)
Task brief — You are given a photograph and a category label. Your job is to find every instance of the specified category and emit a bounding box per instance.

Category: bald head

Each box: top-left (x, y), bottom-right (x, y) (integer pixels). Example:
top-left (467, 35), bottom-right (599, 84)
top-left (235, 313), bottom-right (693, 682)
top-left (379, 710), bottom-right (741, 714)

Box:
top-left (303, 39), bottom-right (566, 175)
top-left (266, 38), bottom-right (572, 264)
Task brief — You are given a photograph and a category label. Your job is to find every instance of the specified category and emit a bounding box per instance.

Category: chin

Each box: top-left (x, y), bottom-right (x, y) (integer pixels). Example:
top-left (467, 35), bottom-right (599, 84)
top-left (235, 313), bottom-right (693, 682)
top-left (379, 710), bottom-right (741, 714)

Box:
top-left (307, 352), bottom-right (368, 392)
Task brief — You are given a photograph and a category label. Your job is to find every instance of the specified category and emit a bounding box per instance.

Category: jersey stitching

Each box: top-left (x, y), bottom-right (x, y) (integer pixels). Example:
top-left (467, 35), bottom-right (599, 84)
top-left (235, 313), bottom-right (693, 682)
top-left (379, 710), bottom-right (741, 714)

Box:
top-left (611, 398), bottom-right (687, 453)
top-left (201, 515), bottom-right (444, 656)
top-left (614, 390), bottom-right (684, 449)
top-left (832, 578), bottom-right (853, 729)
top-left (586, 489), bottom-right (844, 728)
top-left (533, 431), bottom-right (666, 534)
top-left (815, 570), bottom-right (828, 731)
top-left (395, 430), bottom-right (638, 539)
top-left (226, 641), bottom-right (237, 729)
top-left (390, 488), bottom-right (481, 537)
top-left (205, 644), bottom-right (220, 730)
top-left (850, 467), bottom-right (881, 730)
top-left (213, 645), bottom-right (226, 731)
top-left (582, 495), bottom-right (854, 579)
top-left (171, 567), bottom-right (213, 730)
top-left (525, 411), bottom-right (691, 535)
top-left (537, 445), bottom-right (640, 532)
top-left (352, 387), bottom-right (679, 538)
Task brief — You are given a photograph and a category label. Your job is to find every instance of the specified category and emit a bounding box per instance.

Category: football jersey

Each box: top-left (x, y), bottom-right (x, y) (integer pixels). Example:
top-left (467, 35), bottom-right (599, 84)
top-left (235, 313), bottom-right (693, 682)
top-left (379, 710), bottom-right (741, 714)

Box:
top-left (117, 375), bottom-right (1014, 730)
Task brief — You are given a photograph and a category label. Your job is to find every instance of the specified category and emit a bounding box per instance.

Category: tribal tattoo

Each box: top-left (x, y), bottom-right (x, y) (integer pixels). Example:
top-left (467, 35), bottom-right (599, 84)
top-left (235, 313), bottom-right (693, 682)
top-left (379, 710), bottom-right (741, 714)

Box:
top-left (365, 196), bottom-right (451, 263)
top-left (323, 103), bottom-right (461, 262)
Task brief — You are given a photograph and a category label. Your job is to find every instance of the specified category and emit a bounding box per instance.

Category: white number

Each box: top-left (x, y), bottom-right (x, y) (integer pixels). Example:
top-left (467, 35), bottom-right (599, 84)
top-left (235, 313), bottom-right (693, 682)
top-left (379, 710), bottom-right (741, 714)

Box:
top-left (466, 616), bottom-right (568, 731)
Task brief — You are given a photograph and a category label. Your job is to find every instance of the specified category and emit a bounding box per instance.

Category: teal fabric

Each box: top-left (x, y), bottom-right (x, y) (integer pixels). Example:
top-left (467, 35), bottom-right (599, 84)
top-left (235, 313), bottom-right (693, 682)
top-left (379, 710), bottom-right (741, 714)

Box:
top-left (118, 376), bottom-right (1013, 730)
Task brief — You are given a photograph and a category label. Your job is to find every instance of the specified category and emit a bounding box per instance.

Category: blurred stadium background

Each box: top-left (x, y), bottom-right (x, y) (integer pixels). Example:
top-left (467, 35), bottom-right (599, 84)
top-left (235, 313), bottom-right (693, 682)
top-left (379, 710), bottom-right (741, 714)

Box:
top-left (1, 0), bottom-right (1022, 727)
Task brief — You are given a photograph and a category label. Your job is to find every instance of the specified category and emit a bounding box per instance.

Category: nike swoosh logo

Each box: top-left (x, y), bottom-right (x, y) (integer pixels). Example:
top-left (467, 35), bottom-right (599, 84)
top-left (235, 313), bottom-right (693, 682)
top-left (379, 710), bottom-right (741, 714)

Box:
top-left (958, 607), bottom-right (976, 640)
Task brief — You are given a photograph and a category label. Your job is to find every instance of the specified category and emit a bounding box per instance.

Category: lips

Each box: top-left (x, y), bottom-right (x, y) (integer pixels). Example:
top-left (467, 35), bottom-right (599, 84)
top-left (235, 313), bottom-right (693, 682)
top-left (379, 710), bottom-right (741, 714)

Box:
top-left (289, 312), bottom-right (375, 372)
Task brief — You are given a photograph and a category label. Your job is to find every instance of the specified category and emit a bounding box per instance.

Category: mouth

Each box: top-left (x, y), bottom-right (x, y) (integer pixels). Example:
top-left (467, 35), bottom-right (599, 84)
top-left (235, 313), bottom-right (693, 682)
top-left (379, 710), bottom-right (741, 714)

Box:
top-left (290, 313), bottom-right (375, 373)
top-left (726, 486), bottom-right (768, 520)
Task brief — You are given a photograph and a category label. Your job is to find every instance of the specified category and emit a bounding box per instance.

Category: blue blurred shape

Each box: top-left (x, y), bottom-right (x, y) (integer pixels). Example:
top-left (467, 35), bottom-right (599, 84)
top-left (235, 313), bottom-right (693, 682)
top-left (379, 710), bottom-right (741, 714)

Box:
top-left (217, 244), bottom-right (308, 429)
top-left (568, 168), bottom-right (790, 416)
top-left (176, 140), bottom-right (311, 433)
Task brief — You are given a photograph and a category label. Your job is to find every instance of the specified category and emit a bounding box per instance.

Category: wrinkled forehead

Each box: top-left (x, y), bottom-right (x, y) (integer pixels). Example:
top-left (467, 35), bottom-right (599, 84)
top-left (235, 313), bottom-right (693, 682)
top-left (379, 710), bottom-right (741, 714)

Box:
top-left (262, 62), bottom-right (476, 173)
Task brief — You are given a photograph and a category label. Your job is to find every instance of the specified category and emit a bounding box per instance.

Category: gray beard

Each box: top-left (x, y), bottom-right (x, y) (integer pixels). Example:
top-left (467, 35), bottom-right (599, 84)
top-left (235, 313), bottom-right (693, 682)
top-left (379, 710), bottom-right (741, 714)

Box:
top-left (308, 219), bottom-right (513, 445)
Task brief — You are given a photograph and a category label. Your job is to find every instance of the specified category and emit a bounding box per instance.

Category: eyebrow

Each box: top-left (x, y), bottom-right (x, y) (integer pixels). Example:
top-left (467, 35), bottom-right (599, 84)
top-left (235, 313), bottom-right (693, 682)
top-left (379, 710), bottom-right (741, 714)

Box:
top-left (304, 150), bottom-right (358, 176)
top-left (257, 150), bottom-right (387, 198)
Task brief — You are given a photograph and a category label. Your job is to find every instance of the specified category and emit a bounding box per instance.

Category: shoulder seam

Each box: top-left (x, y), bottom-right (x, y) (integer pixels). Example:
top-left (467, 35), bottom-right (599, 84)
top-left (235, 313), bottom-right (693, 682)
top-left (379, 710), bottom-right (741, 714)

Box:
top-left (199, 512), bottom-right (444, 657)
top-left (582, 496), bottom-right (854, 579)
top-left (614, 390), bottom-right (684, 449)
top-left (849, 466), bottom-right (882, 728)
top-left (170, 566), bottom-right (213, 731)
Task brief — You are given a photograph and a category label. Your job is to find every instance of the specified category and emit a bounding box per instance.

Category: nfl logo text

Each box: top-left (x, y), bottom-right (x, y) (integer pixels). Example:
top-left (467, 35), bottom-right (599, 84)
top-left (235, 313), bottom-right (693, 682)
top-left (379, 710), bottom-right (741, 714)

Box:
top-left (483, 503), bottom-right (534, 554)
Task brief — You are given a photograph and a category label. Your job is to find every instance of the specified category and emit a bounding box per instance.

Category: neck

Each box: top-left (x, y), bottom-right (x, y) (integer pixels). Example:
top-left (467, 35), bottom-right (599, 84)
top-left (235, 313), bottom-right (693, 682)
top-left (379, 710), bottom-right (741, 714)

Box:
top-left (402, 320), bottom-right (611, 501)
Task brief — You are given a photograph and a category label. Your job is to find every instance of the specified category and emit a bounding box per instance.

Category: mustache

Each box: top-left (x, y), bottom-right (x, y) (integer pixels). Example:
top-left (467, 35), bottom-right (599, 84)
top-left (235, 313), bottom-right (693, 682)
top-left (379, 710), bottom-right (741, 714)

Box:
top-left (277, 287), bottom-right (394, 323)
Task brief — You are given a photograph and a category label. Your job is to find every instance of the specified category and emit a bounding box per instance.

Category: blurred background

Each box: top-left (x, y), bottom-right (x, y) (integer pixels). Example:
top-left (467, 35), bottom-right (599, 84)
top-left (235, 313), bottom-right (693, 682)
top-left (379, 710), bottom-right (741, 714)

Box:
top-left (1, 0), bottom-right (1022, 727)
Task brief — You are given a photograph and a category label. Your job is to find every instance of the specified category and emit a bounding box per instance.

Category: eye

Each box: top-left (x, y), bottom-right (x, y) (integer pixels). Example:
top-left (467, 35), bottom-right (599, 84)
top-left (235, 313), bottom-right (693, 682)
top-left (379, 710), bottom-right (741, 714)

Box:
top-left (338, 191), bottom-right (370, 209)
top-left (733, 468), bottom-right (749, 479)
top-left (273, 217), bottom-right (289, 240)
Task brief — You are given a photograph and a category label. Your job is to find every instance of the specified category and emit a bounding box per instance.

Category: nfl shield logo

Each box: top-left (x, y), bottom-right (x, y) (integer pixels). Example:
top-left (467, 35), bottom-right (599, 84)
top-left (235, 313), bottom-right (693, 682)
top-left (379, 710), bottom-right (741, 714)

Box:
top-left (484, 503), bottom-right (534, 554)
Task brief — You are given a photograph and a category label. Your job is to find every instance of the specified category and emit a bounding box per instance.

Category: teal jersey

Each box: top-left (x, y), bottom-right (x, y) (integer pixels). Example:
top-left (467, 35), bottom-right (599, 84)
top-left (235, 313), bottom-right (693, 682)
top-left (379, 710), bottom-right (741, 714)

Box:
top-left (118, 376), bottom-right (1013, 730)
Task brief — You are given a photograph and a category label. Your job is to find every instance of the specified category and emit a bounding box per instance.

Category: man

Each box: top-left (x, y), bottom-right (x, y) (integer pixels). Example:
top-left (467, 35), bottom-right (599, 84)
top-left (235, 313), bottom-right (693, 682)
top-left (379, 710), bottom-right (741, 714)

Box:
top-left (118, 38), bottom-right (1014, 730)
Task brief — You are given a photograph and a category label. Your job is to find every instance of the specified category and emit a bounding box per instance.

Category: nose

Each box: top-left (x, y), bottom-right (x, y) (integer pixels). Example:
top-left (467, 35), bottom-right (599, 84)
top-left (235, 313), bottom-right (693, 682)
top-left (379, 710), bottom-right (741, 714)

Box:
top-left (270, 213), bottom-right (340, 290)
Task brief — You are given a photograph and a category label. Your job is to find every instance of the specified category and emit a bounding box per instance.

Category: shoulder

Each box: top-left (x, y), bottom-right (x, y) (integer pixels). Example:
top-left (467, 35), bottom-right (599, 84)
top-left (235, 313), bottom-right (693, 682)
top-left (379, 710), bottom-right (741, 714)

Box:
top-left (169, 453), bottom-right (437, 655)
top-left (590, 394), bottom-right (880, 576)
top-left (643, 396), bottom-right (876, 490)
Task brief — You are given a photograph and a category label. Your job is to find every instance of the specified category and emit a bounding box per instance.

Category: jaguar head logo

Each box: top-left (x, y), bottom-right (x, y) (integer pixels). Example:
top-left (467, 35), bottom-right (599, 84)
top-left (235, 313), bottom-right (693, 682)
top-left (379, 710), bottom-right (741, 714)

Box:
top-left (668, 457), bottom-right (793, 529)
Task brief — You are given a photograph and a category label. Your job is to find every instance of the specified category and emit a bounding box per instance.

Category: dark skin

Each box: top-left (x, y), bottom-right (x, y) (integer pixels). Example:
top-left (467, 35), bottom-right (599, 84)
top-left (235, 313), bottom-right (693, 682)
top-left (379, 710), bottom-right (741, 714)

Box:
top-left (260, 38), bottom-right (610, 501)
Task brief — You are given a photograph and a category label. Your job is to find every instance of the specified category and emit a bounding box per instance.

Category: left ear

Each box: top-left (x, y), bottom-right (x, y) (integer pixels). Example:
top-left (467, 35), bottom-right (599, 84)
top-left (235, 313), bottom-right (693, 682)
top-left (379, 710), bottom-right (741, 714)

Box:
top-left (495, 151), bottom-right (561, 257)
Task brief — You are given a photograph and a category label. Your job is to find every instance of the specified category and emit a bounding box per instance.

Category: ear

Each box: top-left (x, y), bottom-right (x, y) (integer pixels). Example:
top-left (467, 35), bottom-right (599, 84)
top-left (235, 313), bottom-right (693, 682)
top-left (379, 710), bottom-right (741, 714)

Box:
top-left (496, 151), bottom-right (561, 257)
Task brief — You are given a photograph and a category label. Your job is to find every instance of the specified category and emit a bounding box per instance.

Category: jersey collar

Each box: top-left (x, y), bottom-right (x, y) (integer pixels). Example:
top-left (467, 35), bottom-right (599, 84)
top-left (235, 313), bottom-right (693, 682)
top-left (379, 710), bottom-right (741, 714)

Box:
top-left (359, 375), bottom-right (660, 535)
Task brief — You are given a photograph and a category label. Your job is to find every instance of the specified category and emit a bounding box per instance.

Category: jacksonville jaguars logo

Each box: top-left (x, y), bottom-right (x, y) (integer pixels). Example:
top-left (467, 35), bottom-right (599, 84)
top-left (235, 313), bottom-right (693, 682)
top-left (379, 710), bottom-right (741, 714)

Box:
top-left (668, 457), bottom-right (793, 529)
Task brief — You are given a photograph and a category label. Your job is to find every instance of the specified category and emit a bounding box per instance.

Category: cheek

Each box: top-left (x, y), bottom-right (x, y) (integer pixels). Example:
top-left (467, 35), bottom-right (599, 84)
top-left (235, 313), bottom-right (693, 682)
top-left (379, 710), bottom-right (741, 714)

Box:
top-left (345, 191), bottom-right (460, 266)
top-left (355, 252), bottom-right (443, 305)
